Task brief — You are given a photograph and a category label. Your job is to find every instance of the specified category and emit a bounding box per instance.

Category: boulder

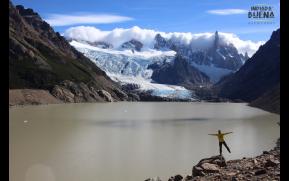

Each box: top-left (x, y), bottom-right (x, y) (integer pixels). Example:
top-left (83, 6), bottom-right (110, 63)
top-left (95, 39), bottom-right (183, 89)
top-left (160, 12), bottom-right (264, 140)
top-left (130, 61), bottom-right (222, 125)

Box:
top-left (192, 166), bottom-right (205, 177)
top-left (200, 163), bottom-right (220, 173)
top-left (254, 169), bottom-right (267, 175)
top-left (168, 174), bottom-right (183, 181)
top-left (192, 155), bottom-right (225, 177)
top-left (198, 155), bottom-right (226, 167)
top-left (184, 175), bottom-right (193, 181)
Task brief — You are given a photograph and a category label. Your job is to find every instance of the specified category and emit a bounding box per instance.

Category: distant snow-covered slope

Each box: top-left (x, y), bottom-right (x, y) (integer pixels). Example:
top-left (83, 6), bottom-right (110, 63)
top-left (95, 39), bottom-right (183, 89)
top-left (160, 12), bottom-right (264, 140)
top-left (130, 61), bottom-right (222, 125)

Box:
top-left (70, 40), bottom-right (176, 78)
top-left (70, 40), bottom-right (193, 99)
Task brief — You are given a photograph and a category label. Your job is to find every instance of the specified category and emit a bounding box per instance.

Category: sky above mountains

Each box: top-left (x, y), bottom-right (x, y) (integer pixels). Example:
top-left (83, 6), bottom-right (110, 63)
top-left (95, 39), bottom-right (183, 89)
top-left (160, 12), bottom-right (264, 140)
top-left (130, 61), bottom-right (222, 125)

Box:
top-left (12, 0), bottom-right (280, 42)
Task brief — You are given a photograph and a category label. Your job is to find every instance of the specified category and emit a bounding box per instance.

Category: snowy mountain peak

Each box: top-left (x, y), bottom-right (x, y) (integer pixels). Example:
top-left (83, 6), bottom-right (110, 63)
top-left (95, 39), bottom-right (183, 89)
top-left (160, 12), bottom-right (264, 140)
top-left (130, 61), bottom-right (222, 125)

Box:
top-left (121, 39), bottom-right (143, 52)
top-left (154, 33), bottom-right (171, 50)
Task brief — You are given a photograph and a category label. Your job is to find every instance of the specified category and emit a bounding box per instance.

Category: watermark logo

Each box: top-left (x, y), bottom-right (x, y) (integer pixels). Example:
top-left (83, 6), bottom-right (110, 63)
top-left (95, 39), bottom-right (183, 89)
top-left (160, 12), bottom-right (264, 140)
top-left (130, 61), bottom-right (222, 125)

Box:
top-left (248, 4), bottom-right (275, 24)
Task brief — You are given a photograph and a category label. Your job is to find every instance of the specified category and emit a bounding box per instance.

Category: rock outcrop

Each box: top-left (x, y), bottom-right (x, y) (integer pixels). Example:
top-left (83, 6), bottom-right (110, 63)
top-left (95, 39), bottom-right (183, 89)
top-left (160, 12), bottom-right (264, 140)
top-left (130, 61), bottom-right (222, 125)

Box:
top-left (150, 55), bottom-right (210, 87)
top-left (50, 80), bottom-right (134, 102)
top-left (192, 155), bottom-right (226, 177)
top-left (121, 39), bottom-right (143, 52)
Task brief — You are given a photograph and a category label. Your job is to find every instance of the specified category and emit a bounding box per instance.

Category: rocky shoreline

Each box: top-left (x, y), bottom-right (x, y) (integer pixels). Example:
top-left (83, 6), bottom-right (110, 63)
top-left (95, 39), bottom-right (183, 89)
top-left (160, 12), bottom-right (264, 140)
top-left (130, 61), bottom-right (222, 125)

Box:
top-left (145, 138), bottom-right (280, 181)
top-left (9, 87), bottom-right (195, 107)
top-left (9, 89), bottom-right (63, 107)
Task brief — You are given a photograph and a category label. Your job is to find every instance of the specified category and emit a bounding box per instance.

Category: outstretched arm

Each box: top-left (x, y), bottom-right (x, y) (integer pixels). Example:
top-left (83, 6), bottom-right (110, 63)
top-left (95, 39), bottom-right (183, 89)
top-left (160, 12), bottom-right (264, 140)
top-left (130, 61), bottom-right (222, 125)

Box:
top-left (223, 132), bottom-right (233, 135)
top-left (208, 134), bottom-right (218, 136)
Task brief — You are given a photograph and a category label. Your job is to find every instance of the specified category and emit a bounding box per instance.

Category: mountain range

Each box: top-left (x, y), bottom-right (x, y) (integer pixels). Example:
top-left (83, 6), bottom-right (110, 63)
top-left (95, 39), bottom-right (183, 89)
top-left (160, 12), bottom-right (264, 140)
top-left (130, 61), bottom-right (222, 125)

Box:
top-left (9, 1), bottom-right (280, 113)
top-left (69, 30), bottom-right (249, 84)
top-left (68, 28), bottom-right (254, 99)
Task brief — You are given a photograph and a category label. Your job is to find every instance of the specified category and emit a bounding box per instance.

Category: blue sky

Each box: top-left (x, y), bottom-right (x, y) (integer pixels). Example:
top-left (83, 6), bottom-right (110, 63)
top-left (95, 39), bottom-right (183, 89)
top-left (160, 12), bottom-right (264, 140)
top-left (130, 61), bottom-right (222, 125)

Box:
top-left (12, 0), bottom-right (280, 41)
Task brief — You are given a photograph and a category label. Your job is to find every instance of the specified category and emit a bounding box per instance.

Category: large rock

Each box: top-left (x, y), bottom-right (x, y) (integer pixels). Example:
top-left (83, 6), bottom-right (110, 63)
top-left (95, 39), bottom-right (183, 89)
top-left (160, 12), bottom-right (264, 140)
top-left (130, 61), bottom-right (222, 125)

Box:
top-left (168, 174), bottom-right (183, 181)
top-left (192, 155), bottom-right (226, 177)
top-left (200, 163), bottom-right (220, 172)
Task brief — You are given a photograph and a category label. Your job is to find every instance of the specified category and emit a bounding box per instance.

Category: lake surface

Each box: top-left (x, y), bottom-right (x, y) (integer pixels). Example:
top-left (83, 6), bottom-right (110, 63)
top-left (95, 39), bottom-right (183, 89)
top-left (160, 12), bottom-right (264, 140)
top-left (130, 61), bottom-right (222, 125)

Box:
top-left (9, 102), bottom-right (280, 181)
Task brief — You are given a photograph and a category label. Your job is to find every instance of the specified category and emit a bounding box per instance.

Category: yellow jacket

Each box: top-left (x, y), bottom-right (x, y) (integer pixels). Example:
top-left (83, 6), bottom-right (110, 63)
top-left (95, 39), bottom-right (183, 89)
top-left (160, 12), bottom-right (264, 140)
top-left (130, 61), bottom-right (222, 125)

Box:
top-left (209, 132), bottom-right (232, 142)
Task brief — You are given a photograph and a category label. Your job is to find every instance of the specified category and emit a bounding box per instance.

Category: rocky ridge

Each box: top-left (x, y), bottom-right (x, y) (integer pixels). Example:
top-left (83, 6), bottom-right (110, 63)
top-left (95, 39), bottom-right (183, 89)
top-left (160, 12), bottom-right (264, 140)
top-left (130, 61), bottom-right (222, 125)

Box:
top-left (9, 1), bottom-right (132, 104)
top-left (217, 29), bottom-right (280, 102)
top-left (216, 28), bottom-right (280, 114)
top-left (150, 54), bottom-right (211, 87)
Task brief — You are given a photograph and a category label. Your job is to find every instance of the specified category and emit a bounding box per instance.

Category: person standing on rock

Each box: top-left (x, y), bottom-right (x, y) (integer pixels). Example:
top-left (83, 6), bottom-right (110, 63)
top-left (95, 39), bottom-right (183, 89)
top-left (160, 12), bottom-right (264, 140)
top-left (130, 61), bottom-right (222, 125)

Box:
top-left (209, 130), bottom-right (232, 155)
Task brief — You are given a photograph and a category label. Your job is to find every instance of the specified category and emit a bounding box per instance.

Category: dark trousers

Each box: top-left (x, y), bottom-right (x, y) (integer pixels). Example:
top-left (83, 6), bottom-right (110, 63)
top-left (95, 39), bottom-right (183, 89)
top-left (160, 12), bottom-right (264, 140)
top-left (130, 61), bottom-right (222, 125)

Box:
top-left (219, 141), bottom-right (231, 155)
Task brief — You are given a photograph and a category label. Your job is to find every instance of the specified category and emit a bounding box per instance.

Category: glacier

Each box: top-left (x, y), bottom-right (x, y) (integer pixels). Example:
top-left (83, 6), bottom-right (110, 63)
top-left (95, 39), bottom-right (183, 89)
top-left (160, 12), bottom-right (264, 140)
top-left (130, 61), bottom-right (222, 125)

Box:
top-left (70, 40), bottom-right (194, 99)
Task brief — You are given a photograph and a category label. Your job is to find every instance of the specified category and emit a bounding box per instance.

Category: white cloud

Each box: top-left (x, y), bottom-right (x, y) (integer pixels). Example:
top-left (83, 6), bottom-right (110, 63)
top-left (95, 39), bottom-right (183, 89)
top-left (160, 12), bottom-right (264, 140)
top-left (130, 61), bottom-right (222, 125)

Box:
top-left (207, 9), bottom-right (247, 15)
top-left (44, 13), bottom-right (133, 26)
top-left (63, 26), bottom-right (264, 56)
top-left (218, 32), bottom-right (264, 56)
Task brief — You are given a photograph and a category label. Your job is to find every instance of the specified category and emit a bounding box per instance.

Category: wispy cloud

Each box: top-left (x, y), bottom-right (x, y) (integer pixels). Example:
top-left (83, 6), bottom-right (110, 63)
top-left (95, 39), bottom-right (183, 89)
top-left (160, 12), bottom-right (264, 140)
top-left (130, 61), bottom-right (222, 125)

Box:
top-left (207, 9), bottom-right (247, 15)
top-left (44, 13), bottom-right (133, 26)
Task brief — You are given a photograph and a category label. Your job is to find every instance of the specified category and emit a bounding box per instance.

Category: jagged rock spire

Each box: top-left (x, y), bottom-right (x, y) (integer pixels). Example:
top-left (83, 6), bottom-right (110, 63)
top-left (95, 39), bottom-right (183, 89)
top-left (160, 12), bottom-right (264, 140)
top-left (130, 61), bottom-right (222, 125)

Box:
top-left (214, 31), bottom-right (219, 49)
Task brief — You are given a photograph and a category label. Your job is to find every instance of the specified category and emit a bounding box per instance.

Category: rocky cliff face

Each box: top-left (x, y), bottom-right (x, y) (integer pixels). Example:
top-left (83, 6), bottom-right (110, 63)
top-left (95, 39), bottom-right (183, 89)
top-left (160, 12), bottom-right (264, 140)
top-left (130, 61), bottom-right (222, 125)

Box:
top-left (9, 1), bottom-right (130, 103)
top-left (121, 39), bottom-right (143, 52)
top-left (216, 29), bottom-right (280, 106)
top-left (150, 55), bottom-right (210, 87)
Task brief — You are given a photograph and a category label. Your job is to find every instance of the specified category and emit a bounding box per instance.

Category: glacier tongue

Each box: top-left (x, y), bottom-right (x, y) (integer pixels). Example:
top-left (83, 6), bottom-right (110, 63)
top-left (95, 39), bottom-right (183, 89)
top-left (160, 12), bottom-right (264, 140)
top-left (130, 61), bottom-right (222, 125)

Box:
top-left (70, 40), bottom-right (194, 99)
top-left (108, 73), bottom-right (193, 99)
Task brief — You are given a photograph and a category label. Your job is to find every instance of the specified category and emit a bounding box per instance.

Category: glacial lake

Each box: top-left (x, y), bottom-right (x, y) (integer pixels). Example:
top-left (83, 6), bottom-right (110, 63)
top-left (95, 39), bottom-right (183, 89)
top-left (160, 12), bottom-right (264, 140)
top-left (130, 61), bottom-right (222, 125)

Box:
top-left (9, 102), bottom-right (280, 181)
